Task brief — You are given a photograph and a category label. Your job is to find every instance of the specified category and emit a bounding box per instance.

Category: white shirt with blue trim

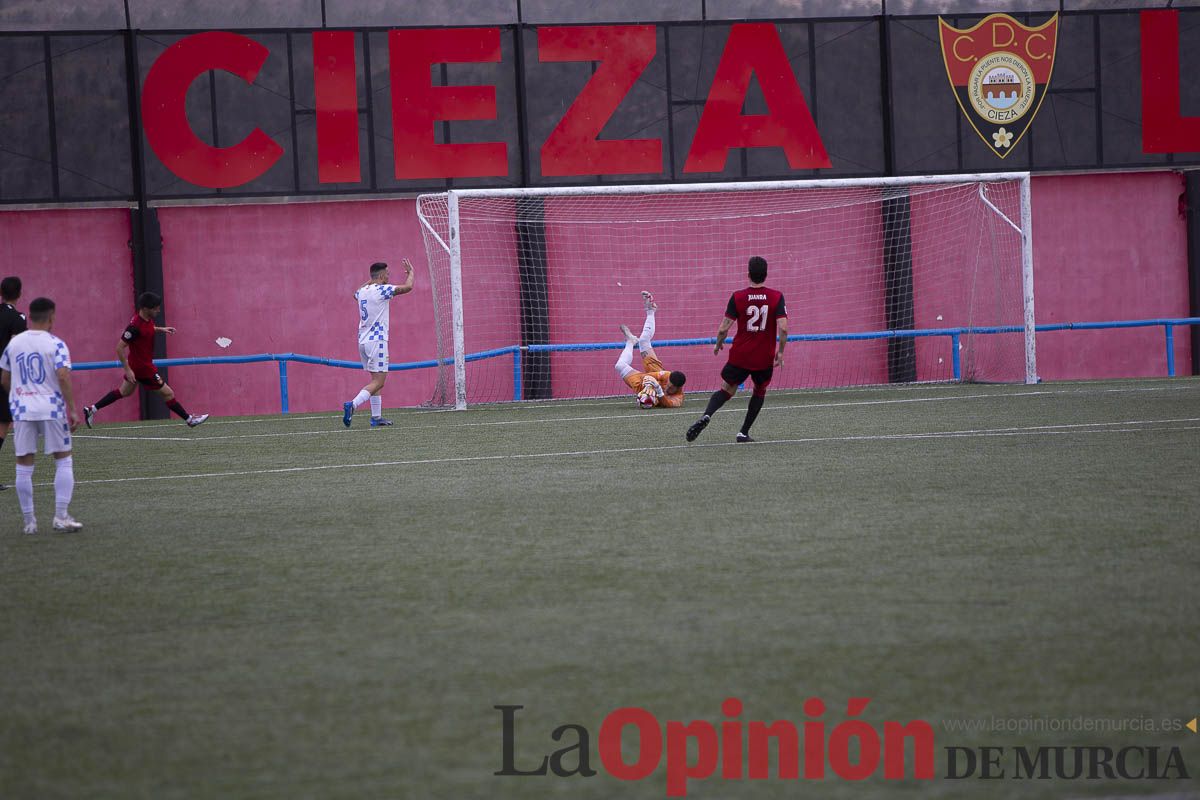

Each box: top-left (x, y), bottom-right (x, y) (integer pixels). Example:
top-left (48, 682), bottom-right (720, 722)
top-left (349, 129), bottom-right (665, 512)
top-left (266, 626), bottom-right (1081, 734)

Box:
top-left (0, 330), bottom-right (71, 421)
top-left (355, 283), bottom-right (399, 345)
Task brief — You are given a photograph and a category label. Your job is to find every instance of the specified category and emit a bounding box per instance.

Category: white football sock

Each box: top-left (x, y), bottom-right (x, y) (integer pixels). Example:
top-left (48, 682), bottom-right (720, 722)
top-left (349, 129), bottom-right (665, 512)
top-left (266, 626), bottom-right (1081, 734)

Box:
top-left (614, 340), bottom-right (635, 376)
top-left (638, 308), bottom-right (656, 352)
top-left (54, 456), bottom-right (74, 517)
top-left (370, 395), bottom-right (382, 418)
top-left (16, 464), bottom-right (35, 523)
top-left (352, 389), bottom-right (371, 409)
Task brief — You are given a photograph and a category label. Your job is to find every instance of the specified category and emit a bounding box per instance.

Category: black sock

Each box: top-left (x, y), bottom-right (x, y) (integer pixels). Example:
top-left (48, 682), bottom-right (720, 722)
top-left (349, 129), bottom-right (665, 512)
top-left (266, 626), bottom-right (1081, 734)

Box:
top-left (740, 394), bottom-right (765, 435)
top-left (703, 389), bottom-right (732, 418)
top-left (166, 400), bottom-right (189, 419)
top-left (0, 436), bottom-right (5, 452)
top-left (94, 389), bottom-right (123, 410)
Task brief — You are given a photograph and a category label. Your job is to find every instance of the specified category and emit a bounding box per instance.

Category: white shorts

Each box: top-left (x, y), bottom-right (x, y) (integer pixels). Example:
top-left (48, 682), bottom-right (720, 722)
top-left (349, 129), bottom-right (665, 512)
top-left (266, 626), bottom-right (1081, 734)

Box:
top-left (359, 340), bottom-right (389, 373)
top-left (12, 419), bottom-right (72, 456)
top-left (614, 361), bottom-right (637, 380)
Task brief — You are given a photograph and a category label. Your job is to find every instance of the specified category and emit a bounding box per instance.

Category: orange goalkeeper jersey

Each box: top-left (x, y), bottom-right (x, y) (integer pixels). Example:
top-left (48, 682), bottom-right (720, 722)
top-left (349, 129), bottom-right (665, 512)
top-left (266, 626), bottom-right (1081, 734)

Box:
top-left (622, 357), bottom-right (684, 408)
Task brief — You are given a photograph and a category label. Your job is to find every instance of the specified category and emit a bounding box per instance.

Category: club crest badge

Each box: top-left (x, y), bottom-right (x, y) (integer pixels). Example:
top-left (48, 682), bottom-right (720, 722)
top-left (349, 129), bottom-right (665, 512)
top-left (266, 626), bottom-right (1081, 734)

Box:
top-left (939, 13), bottom-right (1059, 158)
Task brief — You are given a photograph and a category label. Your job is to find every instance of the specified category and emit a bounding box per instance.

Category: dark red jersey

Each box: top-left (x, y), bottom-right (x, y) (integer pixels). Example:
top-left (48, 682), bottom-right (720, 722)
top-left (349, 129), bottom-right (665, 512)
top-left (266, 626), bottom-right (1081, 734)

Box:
top-left (725, 286), bottom-right (787, 371)
top-left (122, 313), bottom-right (157, 372)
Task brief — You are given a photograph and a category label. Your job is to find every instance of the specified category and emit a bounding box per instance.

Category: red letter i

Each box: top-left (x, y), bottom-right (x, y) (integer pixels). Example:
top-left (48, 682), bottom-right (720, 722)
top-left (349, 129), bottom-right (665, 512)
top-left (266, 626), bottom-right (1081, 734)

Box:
top-left (721, 697), bottom-right (744, 779)
top-left (313, 30), bottom-right (362, 183)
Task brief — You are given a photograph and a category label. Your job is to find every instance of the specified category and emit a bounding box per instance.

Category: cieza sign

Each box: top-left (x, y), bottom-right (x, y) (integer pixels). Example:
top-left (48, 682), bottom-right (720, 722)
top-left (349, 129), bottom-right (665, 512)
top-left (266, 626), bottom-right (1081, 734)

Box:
top-left (139, 24), bottom-right (831, 190)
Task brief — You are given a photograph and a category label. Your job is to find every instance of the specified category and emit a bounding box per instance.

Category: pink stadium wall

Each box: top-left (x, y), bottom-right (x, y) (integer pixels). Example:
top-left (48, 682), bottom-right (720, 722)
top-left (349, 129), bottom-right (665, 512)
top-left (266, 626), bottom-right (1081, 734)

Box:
top-left (0, 208), bottom-right (139, 422)
top-left (1031, 172), bottom-right (1192, 379)
top-left (0, 170), bottom-right (1192, 421)
top-left (155, 200), bottom-right (438, 416)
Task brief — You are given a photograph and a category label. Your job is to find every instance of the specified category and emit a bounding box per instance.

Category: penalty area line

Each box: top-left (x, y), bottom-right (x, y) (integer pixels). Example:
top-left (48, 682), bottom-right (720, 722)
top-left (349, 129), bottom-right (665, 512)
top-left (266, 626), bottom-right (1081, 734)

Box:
top-left (76, 381), bottom-right (1200, 437)
top-left (73, 391), bottom-right (1056, 442)
top-left (75, 434), bottom-right (193, 442)
top-left (53, 418), bottom-right (1200, 488)
top-left (92, 413), bottom-right (334, 431)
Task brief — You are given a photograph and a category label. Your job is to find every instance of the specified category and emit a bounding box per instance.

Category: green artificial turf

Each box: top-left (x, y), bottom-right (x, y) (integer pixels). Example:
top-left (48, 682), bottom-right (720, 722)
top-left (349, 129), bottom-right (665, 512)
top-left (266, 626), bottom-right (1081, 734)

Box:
top-left (1, 378), bottom-right (1197, 799)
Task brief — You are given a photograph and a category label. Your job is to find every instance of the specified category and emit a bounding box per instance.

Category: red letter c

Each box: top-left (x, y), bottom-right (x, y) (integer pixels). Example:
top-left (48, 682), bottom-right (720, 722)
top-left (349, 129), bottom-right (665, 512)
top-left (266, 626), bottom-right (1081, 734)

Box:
top-left (141, 31), bottom-right (284, 189)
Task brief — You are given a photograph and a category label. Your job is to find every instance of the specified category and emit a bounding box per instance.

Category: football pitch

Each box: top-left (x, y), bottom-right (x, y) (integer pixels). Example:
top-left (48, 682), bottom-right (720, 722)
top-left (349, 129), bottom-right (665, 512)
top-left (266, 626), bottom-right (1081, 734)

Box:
top-left (2, 378), bottom-right (1198, 799)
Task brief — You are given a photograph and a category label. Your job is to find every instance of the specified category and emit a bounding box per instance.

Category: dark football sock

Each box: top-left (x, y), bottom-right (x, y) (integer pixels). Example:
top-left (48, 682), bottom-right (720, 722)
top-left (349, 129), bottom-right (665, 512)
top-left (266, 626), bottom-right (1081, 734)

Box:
top-left (704, 389), bottom-right (733, 418)
top-left (0, 436), bottom-right (5, 452)
top-left (94, 390), bottom-right (123, 410)
top-left (740, 394), bottom-right (765, 435)
top-left (166, 400), bottom-right (189, 419)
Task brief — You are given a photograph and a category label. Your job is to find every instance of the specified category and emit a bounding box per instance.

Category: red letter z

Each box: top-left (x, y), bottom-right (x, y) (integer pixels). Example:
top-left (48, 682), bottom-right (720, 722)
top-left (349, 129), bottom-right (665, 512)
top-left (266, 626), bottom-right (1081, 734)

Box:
top-left (538, 25), bottom-right (662, 177)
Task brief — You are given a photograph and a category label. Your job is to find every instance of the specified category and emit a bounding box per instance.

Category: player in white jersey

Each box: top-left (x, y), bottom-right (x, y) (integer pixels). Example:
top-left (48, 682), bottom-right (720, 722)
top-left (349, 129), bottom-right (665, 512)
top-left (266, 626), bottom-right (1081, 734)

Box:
top-left (343, 259), bottom-right (415, 427)
top-left (0, 297), bottom-right (82, 534)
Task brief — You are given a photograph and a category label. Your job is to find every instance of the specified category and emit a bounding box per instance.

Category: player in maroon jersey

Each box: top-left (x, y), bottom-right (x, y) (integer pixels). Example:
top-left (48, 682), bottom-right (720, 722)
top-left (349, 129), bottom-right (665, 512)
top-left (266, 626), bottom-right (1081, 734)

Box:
top-left (686, 256), bottom-right (788, 443)
top-left (83, 292), bottom-right (209, 428)
top-left (0, 276), bottom-right (28, 489)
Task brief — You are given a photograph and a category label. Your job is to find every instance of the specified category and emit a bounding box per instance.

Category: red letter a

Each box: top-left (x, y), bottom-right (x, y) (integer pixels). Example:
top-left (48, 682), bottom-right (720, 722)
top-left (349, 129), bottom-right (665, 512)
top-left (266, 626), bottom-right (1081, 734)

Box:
top-left (683, 23), bottom-right (830, 173)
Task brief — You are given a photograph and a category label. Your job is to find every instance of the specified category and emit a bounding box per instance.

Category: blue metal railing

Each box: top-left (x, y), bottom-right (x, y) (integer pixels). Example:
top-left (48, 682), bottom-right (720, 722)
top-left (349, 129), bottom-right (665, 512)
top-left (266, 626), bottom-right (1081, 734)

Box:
top-left (72, 317), bottom-right (1200, 412)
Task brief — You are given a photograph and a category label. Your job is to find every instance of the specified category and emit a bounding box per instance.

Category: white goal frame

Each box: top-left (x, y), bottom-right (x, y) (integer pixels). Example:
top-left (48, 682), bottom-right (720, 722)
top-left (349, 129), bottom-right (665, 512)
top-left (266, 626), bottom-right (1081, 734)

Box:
top-left (417, 172), bottom-right (1037, 410)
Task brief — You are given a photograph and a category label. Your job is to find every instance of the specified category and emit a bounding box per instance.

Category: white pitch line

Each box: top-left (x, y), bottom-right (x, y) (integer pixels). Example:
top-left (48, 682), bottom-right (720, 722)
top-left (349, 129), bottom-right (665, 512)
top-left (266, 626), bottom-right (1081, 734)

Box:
top-left (71, 391), bottom-right (1039, 441)
top-left (74, 434), bottom-right (193, 441)
top-left (78, 380), bottom-right (1200, 433)
top-left (75, 392), bottom-right (1022, 441)
top-left (499, 378), bottom-right (1198, 411)
top-left (32, 417), bottom-right (1200, 488)
top-left (70, 385), bottom-right (1200, 443)
top-left (901, 417), bottom-right (1200, 434)
top-left (458, 391), bottom-right (1053, 427)
top-left (881, 424), bottom-right (1200, 440)
top-left (91, 413), bottom-right (335, 431)
top-left (756, 422), bottom-right (1200, 446)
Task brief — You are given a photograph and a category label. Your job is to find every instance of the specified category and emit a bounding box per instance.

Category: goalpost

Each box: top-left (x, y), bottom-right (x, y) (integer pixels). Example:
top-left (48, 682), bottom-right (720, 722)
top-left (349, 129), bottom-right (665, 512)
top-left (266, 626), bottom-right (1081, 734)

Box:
top-left (417, 173), bottom-right (1036, 410)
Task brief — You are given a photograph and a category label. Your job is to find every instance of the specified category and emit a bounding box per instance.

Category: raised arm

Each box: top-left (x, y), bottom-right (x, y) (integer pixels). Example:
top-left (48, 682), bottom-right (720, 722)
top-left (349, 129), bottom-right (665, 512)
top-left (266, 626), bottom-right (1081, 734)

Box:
top-left (395, 258), bottom-right (415, 295)
top-left (713, 316), bottom-right (734, 355)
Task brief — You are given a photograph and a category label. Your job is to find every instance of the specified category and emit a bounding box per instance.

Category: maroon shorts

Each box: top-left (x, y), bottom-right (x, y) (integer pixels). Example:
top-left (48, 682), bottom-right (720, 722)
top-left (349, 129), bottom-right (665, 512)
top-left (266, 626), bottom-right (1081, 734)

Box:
top-left (721, 362), bottom-right (773, 389)
top-left (132, 367), bottom-right (164, 390)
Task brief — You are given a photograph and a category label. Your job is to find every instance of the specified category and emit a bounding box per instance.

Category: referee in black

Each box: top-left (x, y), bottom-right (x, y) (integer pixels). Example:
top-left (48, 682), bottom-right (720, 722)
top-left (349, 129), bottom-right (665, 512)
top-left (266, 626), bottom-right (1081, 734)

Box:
top-left (0, 276), bottom-right (27, 489)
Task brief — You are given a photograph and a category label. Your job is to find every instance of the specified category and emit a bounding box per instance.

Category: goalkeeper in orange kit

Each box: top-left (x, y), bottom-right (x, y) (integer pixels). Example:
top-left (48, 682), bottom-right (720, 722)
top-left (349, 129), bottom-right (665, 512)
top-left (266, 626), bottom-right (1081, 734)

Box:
top-left (614, 291), bottom-right (687, 408)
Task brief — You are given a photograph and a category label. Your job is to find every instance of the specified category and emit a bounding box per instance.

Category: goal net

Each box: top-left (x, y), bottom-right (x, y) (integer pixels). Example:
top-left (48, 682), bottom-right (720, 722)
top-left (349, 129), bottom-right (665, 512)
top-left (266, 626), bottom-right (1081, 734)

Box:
top-left (416, 174), bottom-right (1035, 409)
